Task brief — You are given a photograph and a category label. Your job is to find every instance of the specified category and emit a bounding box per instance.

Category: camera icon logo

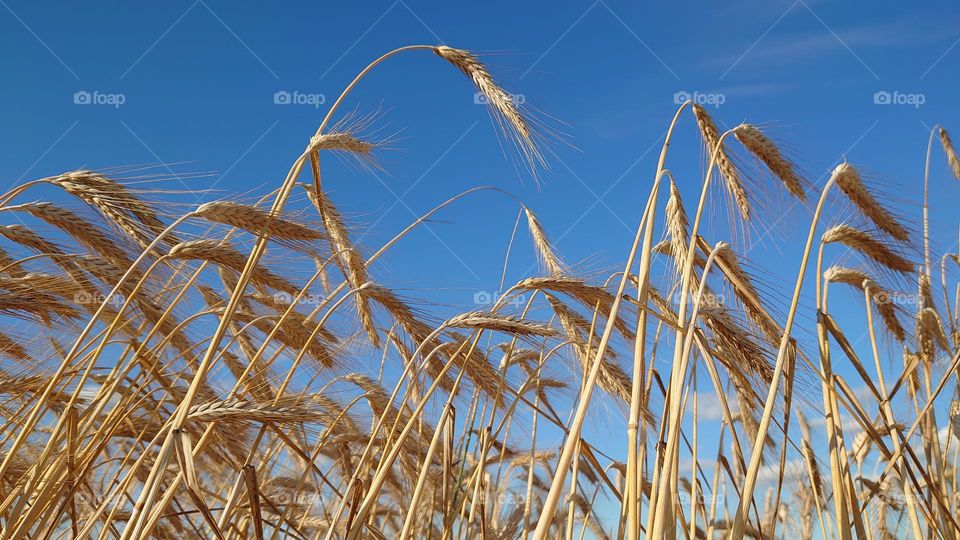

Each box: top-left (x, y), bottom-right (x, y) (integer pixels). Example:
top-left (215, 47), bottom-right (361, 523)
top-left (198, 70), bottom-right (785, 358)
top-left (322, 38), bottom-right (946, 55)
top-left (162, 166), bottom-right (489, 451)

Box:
top-left (473, 291), bottom-right (493, 305)
top-left (73, 91), bottom-right (92, 105)
top-left (873, 90), bottom-right (891, 105)
top-left (274, 90), bottom-right (291, 105)
top-left (73, 291), bottom-right (93, 305)
top-left (673, 90), bottom-right (691, 105)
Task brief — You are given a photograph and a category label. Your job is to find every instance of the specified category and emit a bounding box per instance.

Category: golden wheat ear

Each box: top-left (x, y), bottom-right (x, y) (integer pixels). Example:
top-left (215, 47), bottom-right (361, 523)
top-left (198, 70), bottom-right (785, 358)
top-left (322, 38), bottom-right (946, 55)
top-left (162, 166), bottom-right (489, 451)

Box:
top-left (692, 104), bottom-right (750, 220)
top-left (194, 201), bottom-right (323, 247)
top-left (523, 208), bottom-right (565, 275)
top-left (308, 131), bottom-right (379, 169)
top-left (305, 188), bottom-right (380, 349)
top-left (821, 225), bottom-right (914, 274)
top-left (446, 311), bottom-right (556, 337)
top-left (665, 179), bottom-right (687, 244)
top-left (435, 46), bottom-right (545, 175)
top-left (824, 266), bottom-right (907, 341)
top-left (832, 163), bottom-right (910, 242)
top-left (735, 124), bottom-right (806, 201)
top-left (47, 170), bottom-right (178, 248)
top-left (9, 202), bottom-right (134, 269)
top-left (916, 306), bottom-right (949, 359)
top-left (167, 239), bottom-right (300, 296)
top-left (938, 127), bottom-right (960, 180)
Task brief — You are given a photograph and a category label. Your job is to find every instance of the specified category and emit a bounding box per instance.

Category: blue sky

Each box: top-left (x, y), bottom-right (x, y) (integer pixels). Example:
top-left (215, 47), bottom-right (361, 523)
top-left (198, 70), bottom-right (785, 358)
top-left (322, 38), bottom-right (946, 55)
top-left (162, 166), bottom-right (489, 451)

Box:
top-left (2, 1), bottom-right (958, 290)
top-left (2, 0), bottom-right (960, 530)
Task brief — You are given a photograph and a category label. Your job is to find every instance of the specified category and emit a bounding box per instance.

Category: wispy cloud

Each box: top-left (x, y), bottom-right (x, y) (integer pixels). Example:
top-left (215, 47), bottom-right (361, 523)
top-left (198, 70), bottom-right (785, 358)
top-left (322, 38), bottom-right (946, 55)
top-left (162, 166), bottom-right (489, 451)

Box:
top-left (707, 15), bottom-right (957, 73)
top-left (694, 390), bottom-right (740, 422)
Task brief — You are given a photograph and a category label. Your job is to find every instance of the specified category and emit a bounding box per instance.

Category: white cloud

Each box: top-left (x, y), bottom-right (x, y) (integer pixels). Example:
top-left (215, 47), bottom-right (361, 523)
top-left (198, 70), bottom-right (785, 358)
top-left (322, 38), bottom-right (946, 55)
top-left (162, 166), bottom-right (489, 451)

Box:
top-left (694, 390), bottom-right (740, 422)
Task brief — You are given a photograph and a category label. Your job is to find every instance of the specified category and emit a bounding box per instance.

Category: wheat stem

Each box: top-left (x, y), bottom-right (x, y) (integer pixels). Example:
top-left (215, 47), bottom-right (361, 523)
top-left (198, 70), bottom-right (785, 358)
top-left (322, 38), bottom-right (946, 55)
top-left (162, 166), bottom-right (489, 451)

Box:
top-left (729, 167), bottom-right (841, 538)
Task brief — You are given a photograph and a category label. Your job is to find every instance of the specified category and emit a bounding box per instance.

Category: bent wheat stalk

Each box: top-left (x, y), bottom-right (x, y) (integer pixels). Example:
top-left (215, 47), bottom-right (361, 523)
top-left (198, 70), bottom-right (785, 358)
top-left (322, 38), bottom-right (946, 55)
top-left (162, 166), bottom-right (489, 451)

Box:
top-left (862, 280), bottom-right (924, 539)
top-left (649, 122), bottom-right (743, 539)
top-left (729, 165), bottom-right (843, 538)
top-left (623, 107), bottom-right (695, 540)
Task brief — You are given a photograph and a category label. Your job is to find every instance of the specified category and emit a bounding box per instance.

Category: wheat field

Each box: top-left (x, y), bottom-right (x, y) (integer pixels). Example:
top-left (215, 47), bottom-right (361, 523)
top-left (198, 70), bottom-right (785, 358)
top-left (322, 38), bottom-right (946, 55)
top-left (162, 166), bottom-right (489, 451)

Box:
top-left (0, 44), bottom-right (958, 539)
